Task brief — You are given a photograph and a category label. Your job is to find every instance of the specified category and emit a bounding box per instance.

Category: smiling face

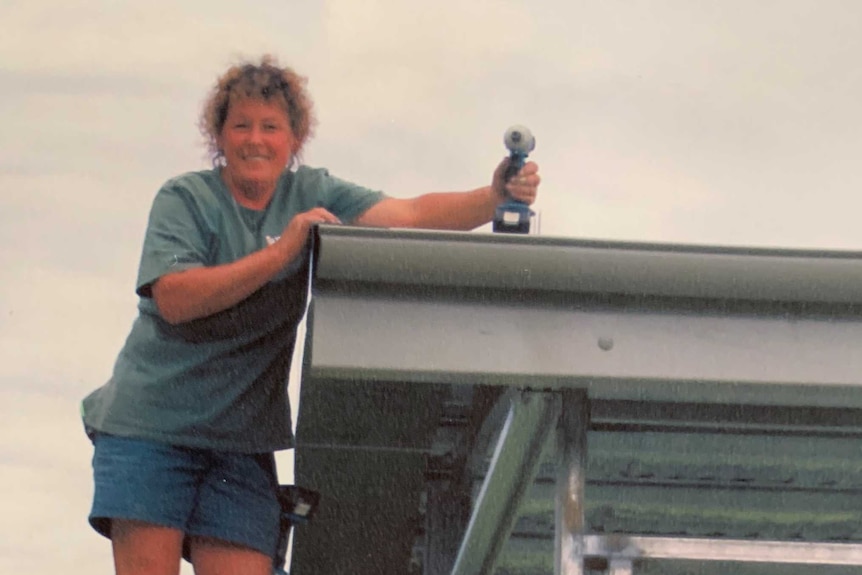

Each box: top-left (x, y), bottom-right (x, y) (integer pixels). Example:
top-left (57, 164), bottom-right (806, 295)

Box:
top-left (218, 97), bottom-right (298, 207)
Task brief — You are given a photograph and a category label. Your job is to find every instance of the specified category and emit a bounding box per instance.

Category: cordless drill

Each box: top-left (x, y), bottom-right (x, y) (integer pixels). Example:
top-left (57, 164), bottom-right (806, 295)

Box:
top-left (493, 125), bottom-right (536, 234)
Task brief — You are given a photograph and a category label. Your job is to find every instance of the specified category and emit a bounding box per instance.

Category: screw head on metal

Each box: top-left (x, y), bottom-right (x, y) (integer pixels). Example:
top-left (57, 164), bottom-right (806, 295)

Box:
top-left (598, 337), bottom-right (614, 351)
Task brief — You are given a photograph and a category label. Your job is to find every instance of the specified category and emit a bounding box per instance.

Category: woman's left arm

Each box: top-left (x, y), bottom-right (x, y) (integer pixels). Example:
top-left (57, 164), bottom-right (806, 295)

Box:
top-left (355, 159), bottom-right (540, 231)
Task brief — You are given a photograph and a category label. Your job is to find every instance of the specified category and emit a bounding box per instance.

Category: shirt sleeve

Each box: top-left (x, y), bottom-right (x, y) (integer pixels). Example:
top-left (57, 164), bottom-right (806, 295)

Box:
top-left (135, 183), bottom-right (211, 297)
top-left (313, 170), bottom-right (386, 224)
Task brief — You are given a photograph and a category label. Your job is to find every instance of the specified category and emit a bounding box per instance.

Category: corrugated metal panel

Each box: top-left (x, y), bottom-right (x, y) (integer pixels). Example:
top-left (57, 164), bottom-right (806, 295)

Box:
top-left (466, 395), bottom-right (862, 574)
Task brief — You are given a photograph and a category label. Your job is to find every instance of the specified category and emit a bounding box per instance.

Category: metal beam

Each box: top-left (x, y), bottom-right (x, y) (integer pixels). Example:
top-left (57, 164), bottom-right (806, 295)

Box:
top-left (583, 535), bottom-right (862, 565)
top-left (555, 390), bottom-right (589, 575)
top-left (308, 227), bottom-right (862, 408)
top-left (450, 391), bottom-right (561, 575)
top-left (313, 225), bottom-right (862, 305)
top-left (309, 294), bottom-right (862, 408)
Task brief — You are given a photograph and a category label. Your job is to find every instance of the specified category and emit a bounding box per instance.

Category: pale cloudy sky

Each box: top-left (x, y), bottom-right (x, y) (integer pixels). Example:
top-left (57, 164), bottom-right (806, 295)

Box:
top-left (2, 1), bottom-right (862, 573)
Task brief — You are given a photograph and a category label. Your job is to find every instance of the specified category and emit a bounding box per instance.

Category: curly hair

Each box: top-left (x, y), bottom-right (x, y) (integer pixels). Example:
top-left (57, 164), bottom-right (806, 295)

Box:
top-left (199, 55), bottom-right (316, 166)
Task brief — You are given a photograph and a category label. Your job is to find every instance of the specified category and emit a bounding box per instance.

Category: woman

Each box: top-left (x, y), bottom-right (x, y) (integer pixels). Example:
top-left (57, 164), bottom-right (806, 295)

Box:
top-left (81, 55), bottom-right (540, 575)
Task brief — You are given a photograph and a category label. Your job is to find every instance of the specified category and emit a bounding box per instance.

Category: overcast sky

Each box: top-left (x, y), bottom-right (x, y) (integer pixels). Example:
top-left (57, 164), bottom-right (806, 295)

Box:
top-left (3, 1), bottom-right (862, 573)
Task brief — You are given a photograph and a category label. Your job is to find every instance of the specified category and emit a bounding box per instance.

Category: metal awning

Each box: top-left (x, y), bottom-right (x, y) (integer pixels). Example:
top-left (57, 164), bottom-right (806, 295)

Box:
top-left (292, 226), bottom-right (862, 575)
top-left (307, 226), bottom-right (862, 407)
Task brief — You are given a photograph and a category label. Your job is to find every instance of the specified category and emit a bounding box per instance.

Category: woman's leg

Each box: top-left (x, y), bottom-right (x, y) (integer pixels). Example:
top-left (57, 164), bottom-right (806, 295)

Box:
top-left (112, 519), bottom-right (184, 575)
top-left (189, 536), bottom-right (273, 575)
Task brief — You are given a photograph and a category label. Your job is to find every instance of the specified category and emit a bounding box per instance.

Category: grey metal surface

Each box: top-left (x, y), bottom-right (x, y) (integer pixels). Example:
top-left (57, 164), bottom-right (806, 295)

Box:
top-left (309, 293), bottom-right (862, 407)
top-left (314, 226), bottom-right (862, 303)
top-left (582, 536), bottom-right (862, 565)
top-left (291, 379), bottom-right (446, 575)
top-left (450, 391), bottom-right (560, 575)
top-left (555, 390), bottom-right (589, 575)
top-left (295, 228), bottom-right (862, 574)
top-left (308, 227), bottom-right (862, 408)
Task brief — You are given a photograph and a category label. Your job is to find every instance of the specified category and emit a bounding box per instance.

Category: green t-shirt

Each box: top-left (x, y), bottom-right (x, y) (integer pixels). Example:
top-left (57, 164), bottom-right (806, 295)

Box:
top-left (81, 166), bottom-right (384, 453)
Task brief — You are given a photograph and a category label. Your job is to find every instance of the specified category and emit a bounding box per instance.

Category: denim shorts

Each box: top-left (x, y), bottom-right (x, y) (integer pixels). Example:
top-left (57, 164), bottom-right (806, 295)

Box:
top-left (88, 432), bottom-right (282, 559)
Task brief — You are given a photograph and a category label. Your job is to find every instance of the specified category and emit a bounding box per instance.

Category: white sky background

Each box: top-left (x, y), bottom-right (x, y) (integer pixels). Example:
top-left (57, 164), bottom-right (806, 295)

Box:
top-left (2, 0), bottom-right (862, 572)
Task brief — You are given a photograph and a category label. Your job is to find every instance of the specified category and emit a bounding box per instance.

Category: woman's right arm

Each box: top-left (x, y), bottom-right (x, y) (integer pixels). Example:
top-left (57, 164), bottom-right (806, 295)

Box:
top-left (152, 207), bottom-right (340, 325)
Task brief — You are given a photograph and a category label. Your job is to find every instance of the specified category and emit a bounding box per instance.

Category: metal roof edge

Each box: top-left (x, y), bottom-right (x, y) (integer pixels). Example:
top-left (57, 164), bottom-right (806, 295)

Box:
top-left (314, 226), bottom-right (862, 304)
top-left (306, 368), bottom-right (862, 409)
